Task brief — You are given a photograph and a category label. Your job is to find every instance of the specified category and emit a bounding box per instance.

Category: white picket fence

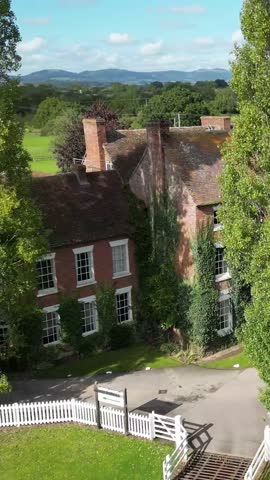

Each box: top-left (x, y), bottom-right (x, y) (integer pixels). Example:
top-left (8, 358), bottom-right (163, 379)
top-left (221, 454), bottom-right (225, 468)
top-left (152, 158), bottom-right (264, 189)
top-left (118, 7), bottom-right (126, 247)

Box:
top-left (163, 421), bottom-right (189, 480)
top-left (245, 426), bottom-right (270, 480)
top-left (0, 399), bottom-right (181, 443)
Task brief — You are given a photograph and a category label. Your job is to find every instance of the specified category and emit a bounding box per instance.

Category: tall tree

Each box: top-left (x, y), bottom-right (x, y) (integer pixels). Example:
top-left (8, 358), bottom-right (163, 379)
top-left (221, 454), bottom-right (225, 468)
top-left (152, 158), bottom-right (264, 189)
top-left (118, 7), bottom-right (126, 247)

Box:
top-left (54, 101), bottom-right (120, 172)
top-left (219, 0), bottom-right (270, 407)
top-left (0, 0), bottom-right (46, 363)
top-left (0, 0), bottom-right (21, 79)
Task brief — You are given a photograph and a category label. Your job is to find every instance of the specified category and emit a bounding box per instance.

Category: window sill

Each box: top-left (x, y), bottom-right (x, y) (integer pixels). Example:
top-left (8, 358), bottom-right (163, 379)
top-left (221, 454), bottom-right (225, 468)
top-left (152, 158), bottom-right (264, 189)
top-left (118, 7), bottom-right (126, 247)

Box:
top-left (217, 327), bottom-right (233, 337)
top-left (76, 280), bottom-right (97, 288)
top-left (82, 329), bottom-right (99, 337)
top-left (43, 340), bottom-right (61, 347)
top-left (215, 272), bottom-right (231, 283)
top-left (213, 225), bottom-right (224, 232)
top-left (118, 319), bottom-right (133, 325)
top-left (37, 288), bottom-right (58, 298)
top-left (112, 272), bottom-right (131, 280)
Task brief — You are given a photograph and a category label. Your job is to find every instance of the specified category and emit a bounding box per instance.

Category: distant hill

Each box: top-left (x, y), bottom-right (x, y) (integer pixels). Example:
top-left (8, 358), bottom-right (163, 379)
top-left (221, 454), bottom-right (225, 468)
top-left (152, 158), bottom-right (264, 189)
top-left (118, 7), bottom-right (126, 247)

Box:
top-left (19, 68), bottom-right (231, 86)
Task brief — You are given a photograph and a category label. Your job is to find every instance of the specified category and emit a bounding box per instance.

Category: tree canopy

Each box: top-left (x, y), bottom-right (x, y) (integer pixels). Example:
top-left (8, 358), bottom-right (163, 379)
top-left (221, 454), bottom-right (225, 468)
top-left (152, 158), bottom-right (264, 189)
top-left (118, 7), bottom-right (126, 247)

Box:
top-left (219, 0), bottom-right (270, 408)
top-left (0, 0), bottom-right (47, 363)
top-left (140, 86), bottom-right (209, 126)
top-left (54, 101), bottom-right (120, 172)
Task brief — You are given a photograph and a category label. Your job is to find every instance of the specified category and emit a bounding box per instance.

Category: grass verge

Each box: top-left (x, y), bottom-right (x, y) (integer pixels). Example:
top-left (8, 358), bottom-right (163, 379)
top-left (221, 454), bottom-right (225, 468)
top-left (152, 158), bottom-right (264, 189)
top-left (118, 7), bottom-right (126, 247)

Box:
top-left (199, 351), bottom-right (253, 370)
top-left (0, 425), bottom-right (172, 480)
top-left (37, 344), bottom-right (182, 378)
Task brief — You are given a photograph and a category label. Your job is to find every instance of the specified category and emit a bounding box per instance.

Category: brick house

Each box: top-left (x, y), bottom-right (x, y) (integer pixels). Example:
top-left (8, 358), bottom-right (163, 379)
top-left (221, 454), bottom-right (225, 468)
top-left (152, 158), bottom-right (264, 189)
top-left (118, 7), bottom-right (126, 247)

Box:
top-left (29, 169), bottom-right (137, 347)
top-left (0, 115), bottom-right (232, 348)
top-left (82, 116), bottom-right (232, 337)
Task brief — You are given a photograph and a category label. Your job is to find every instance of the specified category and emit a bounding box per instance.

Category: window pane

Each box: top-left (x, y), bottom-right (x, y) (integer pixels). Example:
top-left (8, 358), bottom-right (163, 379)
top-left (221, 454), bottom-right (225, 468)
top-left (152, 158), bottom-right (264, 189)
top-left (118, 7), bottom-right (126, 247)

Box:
top-left (116, 292), bottom-right (130, 323)
top-left (76, 251), bottom-right (93, 283)
top-left (218, 298), bottom-right (232, 332)
top-left (112, 244), bottom-right (127, 275)
top-left (36, 258), bottom-right (55, 291)
top-left (42, 311), bottom-right (59, 345)
top-left (81, 301), bottom-right (97, 334)
top-left (214, 209), bottom-right (219, 225)
top-left (0, 324), bottom-right (8, 345)
top-left (215, 248), bottom-right (227, 276)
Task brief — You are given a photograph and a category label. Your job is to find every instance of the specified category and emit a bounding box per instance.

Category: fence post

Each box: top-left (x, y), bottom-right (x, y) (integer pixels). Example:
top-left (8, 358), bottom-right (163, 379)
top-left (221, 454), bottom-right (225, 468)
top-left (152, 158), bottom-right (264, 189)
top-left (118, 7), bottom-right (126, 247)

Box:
top-left (264, 426), bottom-right (270, 461)
top-left (175, 415), bottom-right (188, 462)
top-left (149, 411), bottom-right (155, 440)
top-left (14, 403), bottom-right (20, 428)
top-left (123, 388), bottom-right (129, 436)
top-left (94, 382), bottom-right (101, 429)
top-left (71, 398), bottom-right (76, 422)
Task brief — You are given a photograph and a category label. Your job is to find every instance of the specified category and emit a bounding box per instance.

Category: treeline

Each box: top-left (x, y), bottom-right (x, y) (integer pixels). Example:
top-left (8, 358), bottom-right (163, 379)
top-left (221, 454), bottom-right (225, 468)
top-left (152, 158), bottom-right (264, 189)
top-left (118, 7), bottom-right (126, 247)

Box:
top-left (17, 79), bottom-right (238, 133)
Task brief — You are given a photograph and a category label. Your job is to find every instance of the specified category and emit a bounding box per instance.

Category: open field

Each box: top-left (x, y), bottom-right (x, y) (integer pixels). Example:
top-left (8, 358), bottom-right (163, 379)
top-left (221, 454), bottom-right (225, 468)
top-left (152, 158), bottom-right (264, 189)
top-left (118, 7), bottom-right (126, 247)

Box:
top-left (0, 425), bottom-right (172, 480)
top-left (23, 134), bottom-right (58, 174)
top-left (37, 343), bottom-right (181, 378)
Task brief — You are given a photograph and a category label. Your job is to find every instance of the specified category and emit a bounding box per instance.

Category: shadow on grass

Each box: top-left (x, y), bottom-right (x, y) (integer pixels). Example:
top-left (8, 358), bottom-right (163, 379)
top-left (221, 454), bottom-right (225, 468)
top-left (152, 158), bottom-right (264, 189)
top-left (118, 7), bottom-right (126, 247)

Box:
top-left (37, 344), bottom-right (181, 379)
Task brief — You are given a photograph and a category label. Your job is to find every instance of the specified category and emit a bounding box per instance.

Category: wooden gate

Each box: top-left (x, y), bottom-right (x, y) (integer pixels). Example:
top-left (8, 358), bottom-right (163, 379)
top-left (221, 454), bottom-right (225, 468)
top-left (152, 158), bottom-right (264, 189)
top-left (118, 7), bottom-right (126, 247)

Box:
top-left (154, 413), bottom-right (176, 442)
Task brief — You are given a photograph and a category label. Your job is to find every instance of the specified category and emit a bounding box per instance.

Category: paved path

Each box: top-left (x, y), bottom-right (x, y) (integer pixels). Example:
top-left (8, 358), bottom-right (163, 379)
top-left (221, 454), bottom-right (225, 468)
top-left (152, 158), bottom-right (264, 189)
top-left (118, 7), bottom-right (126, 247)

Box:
top-left (2, 366), bottom-right (267, 457)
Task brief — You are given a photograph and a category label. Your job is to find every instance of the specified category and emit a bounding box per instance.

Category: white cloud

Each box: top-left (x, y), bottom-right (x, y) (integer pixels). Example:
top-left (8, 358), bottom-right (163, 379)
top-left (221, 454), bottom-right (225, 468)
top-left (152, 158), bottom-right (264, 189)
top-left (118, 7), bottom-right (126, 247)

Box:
top-left (194, 36), bottom-right (215, 47)
top-left (141, 41), bottom-right (163, 56)
top-left (22, 17), bottom-right (50, 25)
top-left (107, 33), bottom-right (133, 45)
top-left (232, 30), bottom-right (244, 44)
top-left (170, 4), bottom-right (206, 14)
top-left (18, 37), bottom-right (46, 54)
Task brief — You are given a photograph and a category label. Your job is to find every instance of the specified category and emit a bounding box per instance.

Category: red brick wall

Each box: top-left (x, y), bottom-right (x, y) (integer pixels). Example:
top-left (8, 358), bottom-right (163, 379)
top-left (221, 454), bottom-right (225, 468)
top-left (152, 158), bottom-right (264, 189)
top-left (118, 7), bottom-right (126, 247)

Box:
top-left (83, 118), bottom-right (107, 172)
top-left (201, 116), bottom-right (231, 131)
top-left (38, 237), bottom-right (137, 309)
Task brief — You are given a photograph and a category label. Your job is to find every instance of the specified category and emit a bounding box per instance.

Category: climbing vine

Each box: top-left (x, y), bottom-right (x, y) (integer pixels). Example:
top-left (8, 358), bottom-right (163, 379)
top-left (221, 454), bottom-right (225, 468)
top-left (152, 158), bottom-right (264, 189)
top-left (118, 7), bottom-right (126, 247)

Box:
top-left (128, 190), bottom-right (190, 342)
top-left (188, 223), bottom-right (219, 349)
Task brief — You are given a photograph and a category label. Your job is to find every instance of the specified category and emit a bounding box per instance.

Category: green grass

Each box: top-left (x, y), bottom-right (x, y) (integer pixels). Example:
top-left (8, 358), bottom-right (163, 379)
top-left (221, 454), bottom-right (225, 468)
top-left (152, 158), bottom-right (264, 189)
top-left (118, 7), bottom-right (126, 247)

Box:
top-left (38, 344), bottom-right (182, 379)
top-left (23, 134), bottom-right (58, 174)
top-left (199, 351), bottom-right (253, 370)
top-left (0, 425), bottom-right (172, 480)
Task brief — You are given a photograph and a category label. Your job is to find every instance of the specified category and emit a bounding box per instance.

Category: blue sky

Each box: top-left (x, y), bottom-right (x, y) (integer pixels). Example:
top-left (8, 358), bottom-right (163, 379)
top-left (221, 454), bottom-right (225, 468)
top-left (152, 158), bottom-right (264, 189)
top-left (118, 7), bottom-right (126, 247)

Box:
top-left (13, 0), bottom-right (244, 74)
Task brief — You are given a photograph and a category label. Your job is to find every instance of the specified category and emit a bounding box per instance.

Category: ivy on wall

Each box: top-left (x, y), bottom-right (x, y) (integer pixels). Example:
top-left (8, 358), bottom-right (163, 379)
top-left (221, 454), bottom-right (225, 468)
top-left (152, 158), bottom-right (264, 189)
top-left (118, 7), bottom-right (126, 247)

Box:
top-left (188, 223), bottom-right (219, 349)
top-left (128, 190), bottom-right (190, 343)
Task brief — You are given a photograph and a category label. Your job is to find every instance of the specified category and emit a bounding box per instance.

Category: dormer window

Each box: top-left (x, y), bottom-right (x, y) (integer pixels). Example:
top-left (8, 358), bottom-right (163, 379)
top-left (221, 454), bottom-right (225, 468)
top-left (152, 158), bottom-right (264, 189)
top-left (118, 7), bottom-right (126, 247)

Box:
top-left (213, 205), bottom-right (223, 232)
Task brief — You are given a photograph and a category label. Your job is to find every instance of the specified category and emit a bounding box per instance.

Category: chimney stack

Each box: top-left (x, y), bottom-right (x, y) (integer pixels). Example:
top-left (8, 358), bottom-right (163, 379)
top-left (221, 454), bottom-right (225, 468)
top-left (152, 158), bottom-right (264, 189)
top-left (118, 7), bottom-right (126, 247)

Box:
top-left (201, 116), bottom-right (231, 131)
top-left (147, 121), bottom-right (169, 195)
top-left (83, 117), bottom-right (107, 172)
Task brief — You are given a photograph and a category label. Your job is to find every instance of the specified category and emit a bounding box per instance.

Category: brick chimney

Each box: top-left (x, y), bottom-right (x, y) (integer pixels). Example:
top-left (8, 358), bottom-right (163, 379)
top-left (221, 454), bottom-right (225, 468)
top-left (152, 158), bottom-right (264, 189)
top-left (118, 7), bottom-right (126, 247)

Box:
top-left (201, 116), bottom-right (231, 131)
top-left (147, 121), bottom-right (169, 195)
top-left (83, 117), bottom-right (107, 172)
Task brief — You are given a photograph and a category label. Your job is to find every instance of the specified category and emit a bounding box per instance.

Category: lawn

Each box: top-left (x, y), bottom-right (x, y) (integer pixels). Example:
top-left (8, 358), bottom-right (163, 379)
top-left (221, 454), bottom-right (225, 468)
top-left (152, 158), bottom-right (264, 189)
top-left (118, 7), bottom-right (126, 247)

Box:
top-left (23, 134), bottom-right (58, 174)
top-left (199, 351), bottom-right (253, 370)
top-left (0, 425), bottom-right (172, 480)
top-left (38, 344), bottom-right (182, 378)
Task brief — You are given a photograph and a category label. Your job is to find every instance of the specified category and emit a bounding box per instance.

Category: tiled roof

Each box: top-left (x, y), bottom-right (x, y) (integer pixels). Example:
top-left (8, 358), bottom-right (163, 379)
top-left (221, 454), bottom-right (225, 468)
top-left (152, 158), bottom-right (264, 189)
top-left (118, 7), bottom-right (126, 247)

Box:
top-left (164, 127), bottom-right (228, 205)
top-left (105, 129), bottom-right (147, 183)
top-left (106, 127), bottom-right (228, 205)
top-left (31, 171), bottom-right (132, 248)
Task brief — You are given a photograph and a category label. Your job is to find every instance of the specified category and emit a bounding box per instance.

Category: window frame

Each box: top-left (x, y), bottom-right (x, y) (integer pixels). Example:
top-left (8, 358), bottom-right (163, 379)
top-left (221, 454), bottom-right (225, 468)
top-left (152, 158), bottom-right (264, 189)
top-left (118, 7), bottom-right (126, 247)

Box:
top-left (106, 160), bottom-right (114, 171)
top-left (215, 243), bottom-right (231, 282)
top-left (109, 239), bottom-right (131, 279)
top-left (218, 290), bottom-right (233, 336)
top-left (79, 295), bottom-right (99, 337)
top-left (42, 305), bottom-right (60, 347)
top-left (73, 245), bottom-right (96, 287)
top-left (37, 253), bottom-right (58, 297)
top-left (213, 205), bottom-right (224, 232)
top-left (115, 286), bottom-right (133, 324)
